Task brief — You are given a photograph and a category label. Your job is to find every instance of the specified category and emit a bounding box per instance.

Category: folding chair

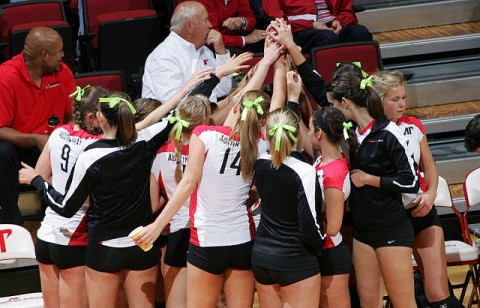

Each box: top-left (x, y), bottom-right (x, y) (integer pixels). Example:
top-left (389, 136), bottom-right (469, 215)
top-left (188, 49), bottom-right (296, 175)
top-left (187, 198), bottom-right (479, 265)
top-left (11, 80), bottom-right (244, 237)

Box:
top-left (74, 70), bottom-right (126, 92)
top-left (0, 0), bottom-right (74, 69)
top-left (464, 168), bottom-right (480, 241)
top-left (426, 176), bottom-right (479, 306)
top-left (310, 41), bottom-right (383, 82)
top-left (0, 224), bottom-right (43, 308)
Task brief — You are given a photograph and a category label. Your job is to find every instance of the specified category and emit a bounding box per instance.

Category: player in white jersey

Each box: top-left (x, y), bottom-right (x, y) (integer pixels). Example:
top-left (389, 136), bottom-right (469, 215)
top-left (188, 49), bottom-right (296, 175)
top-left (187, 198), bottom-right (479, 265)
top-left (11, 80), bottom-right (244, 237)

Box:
top-left (151, 95), bottom-right (211, 308)
top-left (309, 107), bottom-right (358, 308)
top-left (135, 90), bottom-right (271, 308)
top-left (373, 71), bottom-right (457, 308)
top-left (32, 86), bottom-right (105, 308)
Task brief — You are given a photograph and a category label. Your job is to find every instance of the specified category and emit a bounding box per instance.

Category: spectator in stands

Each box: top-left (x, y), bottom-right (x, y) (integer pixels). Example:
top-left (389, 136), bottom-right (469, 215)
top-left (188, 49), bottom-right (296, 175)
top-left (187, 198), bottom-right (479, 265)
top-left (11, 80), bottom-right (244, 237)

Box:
top-left (194, 0), bottom-right (266, 54)
top-left (262, 0), bottom-right (372, 52)
top-left (465, 114), bottom-right (480, 153)
top-left (0, 26), bottom-right (75, 225)
top-left (142, 1), bottom-right (232, 104)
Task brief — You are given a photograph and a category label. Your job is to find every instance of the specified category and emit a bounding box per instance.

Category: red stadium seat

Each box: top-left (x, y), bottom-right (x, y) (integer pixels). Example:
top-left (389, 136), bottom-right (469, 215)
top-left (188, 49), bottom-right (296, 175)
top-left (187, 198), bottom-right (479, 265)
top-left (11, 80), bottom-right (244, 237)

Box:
top-left (74, 70), bottom-right (126, 92)
top-left (0, 0), bottom-right (74, 68)
top-left (79, 0), bottom-right (160, 74)
top-left (310, 41), bottom-right (382, 82)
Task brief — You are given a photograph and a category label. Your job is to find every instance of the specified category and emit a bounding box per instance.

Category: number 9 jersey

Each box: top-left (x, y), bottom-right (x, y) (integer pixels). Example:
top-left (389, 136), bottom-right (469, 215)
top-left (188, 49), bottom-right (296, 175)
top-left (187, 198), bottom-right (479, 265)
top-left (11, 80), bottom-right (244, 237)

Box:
top-left (37, 124), bottom-right (101, 246)
top-left (191, 125), bottom-right (268, 247)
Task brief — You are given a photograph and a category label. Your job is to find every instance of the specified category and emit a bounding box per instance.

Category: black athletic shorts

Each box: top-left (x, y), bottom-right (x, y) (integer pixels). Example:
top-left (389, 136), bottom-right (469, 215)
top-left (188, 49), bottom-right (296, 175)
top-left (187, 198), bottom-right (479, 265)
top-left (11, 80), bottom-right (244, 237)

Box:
top-left (252, 265), bottom-right (320, 287)
top-left (319, 241), bottom-right (352, 276)
top-left (354, 221), bottom-right (415, 249)
top-left (187, 241), bottom-right (253, 275)
top-left (35, 238), bottom-right (86, 269)
top-left (165, 228), bottom-right (190, 268)
top-left (85, 242), bottom-right (159, 273)
top-left (407, 205), bottom-right (441, 235)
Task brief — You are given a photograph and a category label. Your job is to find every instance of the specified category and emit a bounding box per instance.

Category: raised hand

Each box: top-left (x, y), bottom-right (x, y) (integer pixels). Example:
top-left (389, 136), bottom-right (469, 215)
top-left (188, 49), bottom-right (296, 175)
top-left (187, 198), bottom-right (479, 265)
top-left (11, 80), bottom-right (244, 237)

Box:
top-left (184, 68), bottom-right (214, 92)
top-left (286, 71), bottom-right (302, 102)
top-left (215, 52), bottom-right (253, 79)
top-left (19, 162), bottom-right (39, 185)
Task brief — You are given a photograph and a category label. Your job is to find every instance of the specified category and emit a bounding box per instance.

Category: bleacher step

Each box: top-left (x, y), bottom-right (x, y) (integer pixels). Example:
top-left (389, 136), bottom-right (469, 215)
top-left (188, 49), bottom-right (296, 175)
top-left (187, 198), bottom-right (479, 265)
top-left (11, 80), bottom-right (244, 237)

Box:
top-left (357, 0), bottom-right (480, 33)
top-left (18, 191), bottom-right (42, 218)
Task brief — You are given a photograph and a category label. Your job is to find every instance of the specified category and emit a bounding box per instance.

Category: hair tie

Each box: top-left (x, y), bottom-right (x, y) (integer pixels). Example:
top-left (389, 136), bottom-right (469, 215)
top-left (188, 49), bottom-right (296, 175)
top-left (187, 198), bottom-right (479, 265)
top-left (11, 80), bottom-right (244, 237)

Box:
top-left (69, 85), bottom-right (90, 101)
top-left (98, 97), bottom-right (137, 115)
top-left (268, 123), bottom-right (297, 151)
top-left (342, 121), bottom-right (353, 140)
top-left (241, 96), bottom-right (264, 121)
top-left (360, 75), bottom-right (373, 90)
top-left (335, 62), bottom-right (369, 78)
top-left (168, 116), bottom-right (190, 140)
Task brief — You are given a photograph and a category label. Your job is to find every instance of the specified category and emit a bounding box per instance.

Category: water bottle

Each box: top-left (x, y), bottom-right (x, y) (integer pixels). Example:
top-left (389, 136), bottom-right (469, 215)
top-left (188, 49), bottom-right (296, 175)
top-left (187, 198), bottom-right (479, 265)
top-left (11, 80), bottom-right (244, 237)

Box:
top-left (47, 114), bottom-right (60, 135)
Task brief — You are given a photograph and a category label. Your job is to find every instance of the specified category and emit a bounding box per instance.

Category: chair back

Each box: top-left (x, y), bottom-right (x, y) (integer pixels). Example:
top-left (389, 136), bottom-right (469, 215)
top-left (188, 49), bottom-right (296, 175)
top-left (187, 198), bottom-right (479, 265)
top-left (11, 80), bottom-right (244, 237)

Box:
top-left (464, 167), bottom-right (480, 211)
top-left (0, 0), bottom-right (68, 59)
top-left (310, 41), bottom-right (382, 82)
top-left (0, 224), bottom-right (35, 261)
top-left (74, 70), bottom-right (126, 92)
top-left (82, 0), bottom-right (151, 36)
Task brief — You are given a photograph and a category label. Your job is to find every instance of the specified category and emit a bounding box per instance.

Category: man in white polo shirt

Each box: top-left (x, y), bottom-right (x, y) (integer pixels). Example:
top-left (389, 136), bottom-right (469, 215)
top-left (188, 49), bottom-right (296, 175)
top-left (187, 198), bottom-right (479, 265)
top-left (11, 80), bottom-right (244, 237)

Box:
top-left (142, 1), bottom-right (232, 104)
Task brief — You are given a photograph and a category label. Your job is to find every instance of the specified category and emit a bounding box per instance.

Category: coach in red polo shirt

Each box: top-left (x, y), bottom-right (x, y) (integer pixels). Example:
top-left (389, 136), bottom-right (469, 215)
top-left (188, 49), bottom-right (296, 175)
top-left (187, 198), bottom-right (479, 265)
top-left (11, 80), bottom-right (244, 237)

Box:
top-left (0, 27), bottom-right (75, 225)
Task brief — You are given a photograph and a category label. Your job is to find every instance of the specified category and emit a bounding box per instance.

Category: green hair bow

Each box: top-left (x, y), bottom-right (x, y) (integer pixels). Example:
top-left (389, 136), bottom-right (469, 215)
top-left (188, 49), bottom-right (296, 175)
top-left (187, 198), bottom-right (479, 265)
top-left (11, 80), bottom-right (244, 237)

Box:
top-left (268, 123), bottom-right (298, 151)
top-left (98, 97), bottom-right (136, 115)
top-left (335, 62), bottom-right (369, 78)
top-left (69, 85), bottom-right (90, 101)
top-left (360, 75), bottom-right (374, 90)
top-left (342, 121), bottom-right (353, 140)
top-left (168, 116), bottom-right (190, 140)
top-left (241, 96), bottom-right (264, 121)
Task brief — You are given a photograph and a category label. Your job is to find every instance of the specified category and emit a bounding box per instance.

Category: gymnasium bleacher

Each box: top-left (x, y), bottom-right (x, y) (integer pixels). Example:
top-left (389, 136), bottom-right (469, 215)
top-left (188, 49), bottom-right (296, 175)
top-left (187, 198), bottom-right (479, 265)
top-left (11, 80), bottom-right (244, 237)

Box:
top-left (356, 0), bottom-right (480, 216)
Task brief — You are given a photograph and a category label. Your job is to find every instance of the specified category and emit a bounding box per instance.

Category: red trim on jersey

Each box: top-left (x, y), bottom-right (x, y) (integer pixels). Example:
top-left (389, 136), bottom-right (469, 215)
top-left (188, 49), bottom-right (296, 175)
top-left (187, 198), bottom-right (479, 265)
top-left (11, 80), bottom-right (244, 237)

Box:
top-left (358, 119), bottom-right (375, 135)
top-left (397, 116), bottom-right (426, 134)
top-left (324, 237), bottom-right (335, 249)
top-left (67, 214), bottom-right (88, 246)
top-left (58, 124), bottom-right (102, 139)
top-left (189, 186), bottom-right (200, 246)
top-left (157, 139), bottom-right (189, 154)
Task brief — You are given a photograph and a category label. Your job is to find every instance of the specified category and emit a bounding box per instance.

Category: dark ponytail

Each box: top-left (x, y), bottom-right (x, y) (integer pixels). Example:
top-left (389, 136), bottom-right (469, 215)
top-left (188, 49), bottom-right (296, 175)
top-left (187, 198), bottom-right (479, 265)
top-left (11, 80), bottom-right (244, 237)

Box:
top-left (99, 92), bottom-right (137, 148)
top-left (326, 72), bottom-right (384, 119)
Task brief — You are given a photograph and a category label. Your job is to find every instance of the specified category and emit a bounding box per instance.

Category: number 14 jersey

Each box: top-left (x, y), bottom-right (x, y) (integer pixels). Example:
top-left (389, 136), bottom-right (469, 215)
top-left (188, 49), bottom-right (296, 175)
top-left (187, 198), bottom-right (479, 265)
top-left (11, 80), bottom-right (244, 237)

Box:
top-left (191, 125), bottom-right (267, 247)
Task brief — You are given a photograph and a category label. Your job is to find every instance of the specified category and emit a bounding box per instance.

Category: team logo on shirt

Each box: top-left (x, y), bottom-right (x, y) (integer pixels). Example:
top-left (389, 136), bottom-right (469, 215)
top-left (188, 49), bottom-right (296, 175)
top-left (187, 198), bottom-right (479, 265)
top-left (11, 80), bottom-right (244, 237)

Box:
top-left (203, 59), bottom-right (208, 65)
top-left (45, 82), bottom-right (61, 89)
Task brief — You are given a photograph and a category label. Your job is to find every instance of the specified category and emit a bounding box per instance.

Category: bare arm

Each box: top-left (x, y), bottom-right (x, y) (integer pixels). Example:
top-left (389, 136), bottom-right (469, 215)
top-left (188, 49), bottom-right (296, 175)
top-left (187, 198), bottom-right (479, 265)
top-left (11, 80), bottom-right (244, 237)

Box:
top-left (324, 188), bottom-right (345, 236)
top-left (411, 136), bottom-right (438, 217)
top-left (135, 69), bottom-right (213, 130)
top-left (0, 127), bottom-right (48, 150)
top-left (34, 140), bottom-right (52, 181)
top-left (150, 173), bottom-right (162, 214)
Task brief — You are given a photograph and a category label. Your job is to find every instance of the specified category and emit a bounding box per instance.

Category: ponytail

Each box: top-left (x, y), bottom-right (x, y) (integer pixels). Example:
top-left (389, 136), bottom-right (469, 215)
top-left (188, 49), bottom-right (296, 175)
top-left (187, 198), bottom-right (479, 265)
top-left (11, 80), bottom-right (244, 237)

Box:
top-left (235, 90), bottom-right (270, 180)
top-left (266, 109), bottom-right (299, 169)
top-left (98, 94), bottom-right (137, 148)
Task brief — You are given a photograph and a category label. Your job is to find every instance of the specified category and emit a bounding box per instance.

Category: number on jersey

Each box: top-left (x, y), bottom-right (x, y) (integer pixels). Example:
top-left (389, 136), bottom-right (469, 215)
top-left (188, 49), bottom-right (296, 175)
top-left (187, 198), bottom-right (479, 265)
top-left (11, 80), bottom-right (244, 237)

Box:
top-left (219, 148), bottom-right (241, 175)
top-left (60, 144), bottom-right (71, 172)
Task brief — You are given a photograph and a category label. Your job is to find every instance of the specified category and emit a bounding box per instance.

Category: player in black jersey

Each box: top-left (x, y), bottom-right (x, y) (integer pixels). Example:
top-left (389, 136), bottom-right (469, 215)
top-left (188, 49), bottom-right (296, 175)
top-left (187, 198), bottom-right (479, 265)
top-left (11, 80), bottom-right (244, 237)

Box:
top-left (253, 108), bottom-right (324, 307)
top-left (326, 72), bottom-right (419, 308)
